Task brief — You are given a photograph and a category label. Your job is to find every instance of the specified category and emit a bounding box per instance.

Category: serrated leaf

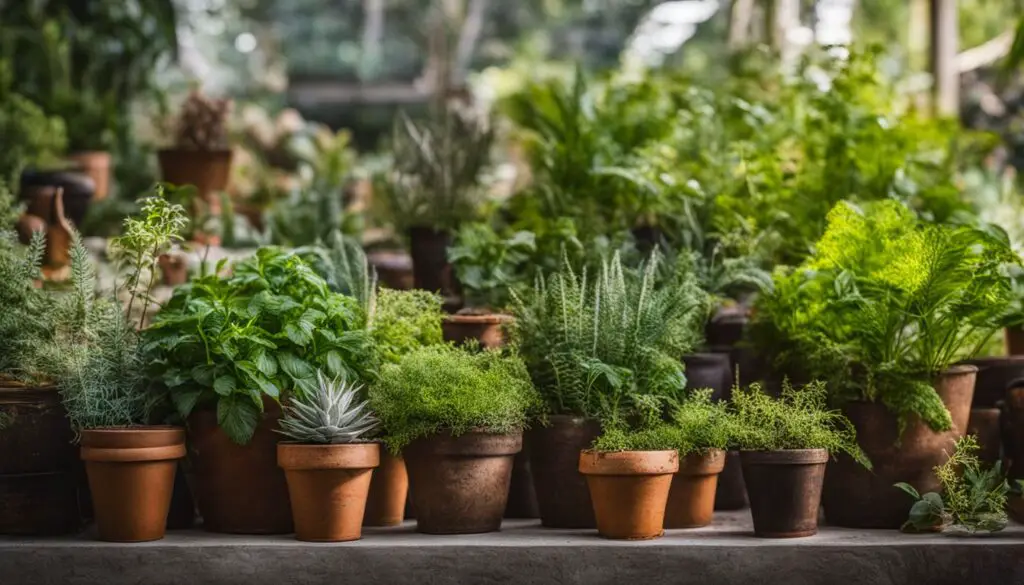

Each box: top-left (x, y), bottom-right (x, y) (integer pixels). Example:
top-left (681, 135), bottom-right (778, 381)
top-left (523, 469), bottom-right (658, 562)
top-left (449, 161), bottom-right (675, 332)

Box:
top-left (252, 349), bottom-right (278, 377)
top-left (326, 350), bottom-right (345, 377)
top-left (277, 351), bottom-right (315, 380)
top-left (172, 387), bottom-right (203, 419)
top-left (217, 395), bottom-right (261, 445)
top-left (213, 375), bottom-right (237, 397)
top-left (191, 364), bottom-right (217, 386)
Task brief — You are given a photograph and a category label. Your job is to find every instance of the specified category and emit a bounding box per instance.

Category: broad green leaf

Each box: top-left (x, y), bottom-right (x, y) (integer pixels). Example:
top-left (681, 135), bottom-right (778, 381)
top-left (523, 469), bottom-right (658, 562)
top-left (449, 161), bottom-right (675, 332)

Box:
top-left (217, 395), bottom-right (261, 445)
top-left (213, 375), bottom-right (237, 397)
top-left (191, 364), bottom-right (217, 386)
top-left (171, 387), bottom-right (203, 419)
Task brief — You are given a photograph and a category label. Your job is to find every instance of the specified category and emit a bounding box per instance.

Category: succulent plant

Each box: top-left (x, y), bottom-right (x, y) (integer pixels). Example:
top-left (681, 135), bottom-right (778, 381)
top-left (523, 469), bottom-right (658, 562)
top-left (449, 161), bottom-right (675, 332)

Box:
top-left (277, 371), bottom-right (380, 444)
top-left (174, 88), bottom-right (232, 151)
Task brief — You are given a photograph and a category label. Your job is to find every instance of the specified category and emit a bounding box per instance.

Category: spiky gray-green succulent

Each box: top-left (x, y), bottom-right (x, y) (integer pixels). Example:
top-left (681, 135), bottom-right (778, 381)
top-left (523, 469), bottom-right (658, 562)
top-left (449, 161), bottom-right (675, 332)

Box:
top-left (278, 372), bottom-right (380, 444)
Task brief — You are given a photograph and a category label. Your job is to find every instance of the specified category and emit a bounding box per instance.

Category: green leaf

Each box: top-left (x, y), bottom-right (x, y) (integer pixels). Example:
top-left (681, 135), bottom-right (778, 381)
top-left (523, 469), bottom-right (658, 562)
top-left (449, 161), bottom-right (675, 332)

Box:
top-left (284, 321), bottom-right (314, 346)
top-left (252, 349), bottom-right (278, 377)
top-left (894, 482), bottom-right (920, 500)
top-left (213, 375), bottom-right (237, 397)
top-left (171, 387), bottom-right (203, 419)
top-left (277, 351), bottom-right (316, 380)
top-left (326, 350), bottom-right (345, 378)
top-left (216, 395), bottom-right (261, 445)
top-left (191, 364), bottom-right (217, 386)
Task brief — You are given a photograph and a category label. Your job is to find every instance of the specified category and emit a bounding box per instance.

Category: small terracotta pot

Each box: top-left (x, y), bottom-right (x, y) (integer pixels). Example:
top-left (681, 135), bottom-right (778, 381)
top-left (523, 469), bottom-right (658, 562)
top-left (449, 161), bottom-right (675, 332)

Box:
top-left (363, 450), bottom-right (408, 526)
top-left (528, 416), bottom-right (601, 528)
top-left (278, 442), bottom-right (380, 542)
top-left (967, 408), bottom-right (1002, 466)
top-left (408, 227), bottom-right (454, 296)
top-left (158, 149), bottom-right (233, 213)
top-left (67, 151), bottom-right (111, 201)
top-left (714, 451), bottom-right (748, 510)
top-left (1006, 328), bottom-right (1024, 356)
top-left (404, 431), bottom-right (521, 534)
top-left (665, 449), bottom-right (725, 529)
top-left (740, 449), bottom-right (827, 538)
top-left (579, 449), bottom-right (678, 540)
top-left (442, 314), bottom-right (512, 350)
top-left (80, 427), bottom-right (186, 542)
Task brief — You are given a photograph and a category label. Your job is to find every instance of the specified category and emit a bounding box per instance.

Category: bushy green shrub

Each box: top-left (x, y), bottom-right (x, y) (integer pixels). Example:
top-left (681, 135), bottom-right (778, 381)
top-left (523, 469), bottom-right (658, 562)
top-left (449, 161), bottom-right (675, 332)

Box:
top-left (371, 288), bottom-right (444, 364)
top-left (369, 345), bottom-right (539, 453)
top-left (591, 424), bottom-right (681, 452)
top-left (591, 389), bottom-right (734, 453)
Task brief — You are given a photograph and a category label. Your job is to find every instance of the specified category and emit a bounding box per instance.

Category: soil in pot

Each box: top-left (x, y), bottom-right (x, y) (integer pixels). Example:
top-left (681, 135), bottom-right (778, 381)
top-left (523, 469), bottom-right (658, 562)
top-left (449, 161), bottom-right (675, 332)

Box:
top-left (363, 451), bottom-right (409, 526)
top-left (740, 449), bottom-right (828, 538)
top-left (408, 227), bottom-right (455, 297)
top-left (80, 427), bottom-right (186, 542)
top-left (528, 416), bottom-right (601, 528)
top-left (960, 356), bottom-right (1024, 408)
top-left (682, 353), bottom-right (734, 401)
top-left (403, 431), bottom-right (521, 534)
top-left (665, 449), bottom-right (725, 529)
top-left (821, 365), bottom-right (976, 529)
top-left (580, 449), bottom-right (678, 540)
top-left (279, 442), bottom-right (380, 542)
top-left (442, 314), bottom-right (512, 350)
top-left (714, 451), bottom-right (748, 510)
top-left (188, 401), bottom-right (293, 534)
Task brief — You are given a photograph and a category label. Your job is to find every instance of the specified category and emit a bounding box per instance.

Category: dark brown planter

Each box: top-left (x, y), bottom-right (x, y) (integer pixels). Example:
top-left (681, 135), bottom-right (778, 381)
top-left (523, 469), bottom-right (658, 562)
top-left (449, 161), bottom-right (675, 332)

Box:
top-left (67, 151), bottom-right (111, 201)
top-left (740, 449), bottom-right (828, 538)
top-left (0, 383), bottom-right (80, 535)
top-left (682, 353), bottom-right (734, 401)
top-left (1009, 495), bottom-right (1024, 524)
top-left (822, 365), bottom-right (976, 528)
top-left (157, 149), bottom-right (233, 213)
top-left (1006, 383), bottom-right (1024, 480)
top-left (408, 227), bottom-right (454, 296)
top-left (504, 448), bottom-right (539, 518)
top-left (665, 449), bottom-right (725, 529)
top-left (188, 402), bottom-right (293, 534)
top-left (705, 305), bottom-right (747, 348)
top-left (442, 314), bottom-right (512, 350)
top-left (714, 451), bottom-right (748, 510)
top-left (403, 431), bottom-right (521, 534)
top-left (80, 427), bottom-right (186, 542)
top-left (368, 251), bottom-right (414, 290)
top-left (967, 408), bottom-right (1002, 466)
top-left (166, 461), bottom-right (196, 529)
top-left (1006, 328), bottom-right (1024, 356)
top-left (278, 442), bottom-right (379, 542)
top-left (960, 357), bottom-right (1024, 408)
top-left (363, 450), bottom-right (408, 526)
top-left (580, 449), bottom-right (678, 540)
top-left (528, 416), bottom-right (601, 528)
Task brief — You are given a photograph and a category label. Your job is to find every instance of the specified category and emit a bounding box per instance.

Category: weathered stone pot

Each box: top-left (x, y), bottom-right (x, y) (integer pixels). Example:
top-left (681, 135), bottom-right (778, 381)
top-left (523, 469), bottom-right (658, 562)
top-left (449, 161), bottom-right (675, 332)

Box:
top-left (528, 416), bottom-right (601, 528)
top-left (664, 449), bottom-right (725, 529)
top-left (741, 449), bottom-right (828, 538)
top-left (1005, 381), bottom-right (1024, 481)
top-left (580, 449), bottom-right (678, 540)
top-left (967, 407), bottom-right (1002, 466)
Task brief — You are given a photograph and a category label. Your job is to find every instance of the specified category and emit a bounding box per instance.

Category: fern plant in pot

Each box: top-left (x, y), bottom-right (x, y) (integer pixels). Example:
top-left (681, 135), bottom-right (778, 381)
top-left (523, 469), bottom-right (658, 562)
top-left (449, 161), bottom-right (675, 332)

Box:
top-left (750, 200), bottom-right (1019, 528)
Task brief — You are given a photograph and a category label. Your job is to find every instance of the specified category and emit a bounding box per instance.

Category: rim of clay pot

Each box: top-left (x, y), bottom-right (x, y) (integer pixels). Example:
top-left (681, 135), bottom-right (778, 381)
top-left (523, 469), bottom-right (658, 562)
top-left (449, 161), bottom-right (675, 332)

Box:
top-left (80, 426), bottom-right (186, 462)
top-left (940, 364), bottom-right (979, 377)
top-left (443, 313), bottom-right (513, 325)
top-left (739, 448), bottom-right (828, 465)
top-left (677, 449), bottom-right (726, 476)
top-left (579, 449), bottom-right (680, 476)
top-left (278, 442), bottom-right (381, 470)
top-left (961, 356), bottom-right (1024, 366)
top-left (405, 430), bottom-right (523, 456)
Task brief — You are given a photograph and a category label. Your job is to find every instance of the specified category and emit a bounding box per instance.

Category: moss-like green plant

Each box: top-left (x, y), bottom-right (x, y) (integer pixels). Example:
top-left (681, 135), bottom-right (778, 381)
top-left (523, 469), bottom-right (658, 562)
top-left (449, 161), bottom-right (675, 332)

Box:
top-left (730, 380), bottom-right (870, 467)
top-left (591, 424), bottom-right (681, 452)
top-left (371, 288), bottom-right (444, 364)
top-left (670, 388), bottom-right (733, 455)
top-left (369, 345), bottom-right (539, 453)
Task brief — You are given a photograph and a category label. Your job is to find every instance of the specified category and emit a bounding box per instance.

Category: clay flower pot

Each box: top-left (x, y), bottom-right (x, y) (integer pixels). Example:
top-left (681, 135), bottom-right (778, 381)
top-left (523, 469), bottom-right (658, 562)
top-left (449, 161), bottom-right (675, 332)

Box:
top-left (278, 442), bottom-right (380, 542)
top-left (821, 365), bottom-right (976, 528)
top-left (442, 314), bottom-right (513, 350)
top-left (80, 427), bottom-right (186, 542)
top-left (67, 151), bottom-right (111, 201)
top-left (157, 149), bottom-right (233, 218)
top-left (408, 227), bottom-right (454, 296)
top-left (740, 448), bottom-right (827, 538)
top-left (158, 252), bottom-right (189, 286)
top-left (363, 451), bottom-right (409, 526)
top-left (664, 449), bottom-right (725, 529)
top-left (403, 431), bottom-right (521, 534)
top-left (579, 449), bottom-right (678, 540)
top-left (528, 416), bottom-right (601, 528)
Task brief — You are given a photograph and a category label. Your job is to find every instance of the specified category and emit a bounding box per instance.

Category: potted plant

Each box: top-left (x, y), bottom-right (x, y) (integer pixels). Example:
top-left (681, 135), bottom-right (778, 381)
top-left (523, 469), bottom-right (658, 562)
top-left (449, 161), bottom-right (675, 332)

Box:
top-left (663, 389), bottom-right (732, 529)
top-left (143, 247), bottom-right (376, 534)
top-left (750, 200), bottom-right (1019, 528)
top-left (731, 380), bottom-right (868, 538)
top-left (277, 372), bottom-right (380, 541)
top-left (510, 251), bottom-right (706, 528)
top-left (369, 344), bottom-right (538, 534)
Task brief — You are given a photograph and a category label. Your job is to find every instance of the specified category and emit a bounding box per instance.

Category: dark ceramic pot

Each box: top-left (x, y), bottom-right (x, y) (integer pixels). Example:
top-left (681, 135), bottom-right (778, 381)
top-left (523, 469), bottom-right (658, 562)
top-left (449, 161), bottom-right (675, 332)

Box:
top-left (713, 451), bottom-right (748, 510)
top-left (408, 227), bottom-right (454, 296)
top-left (528, 416), bottom-right (601, 528)
top-left (20, 170), bottom-right (94, 226)
top-left (682, 352), bottom-right (734, 401)
top-left (741, 449), bottom-right (827, 538)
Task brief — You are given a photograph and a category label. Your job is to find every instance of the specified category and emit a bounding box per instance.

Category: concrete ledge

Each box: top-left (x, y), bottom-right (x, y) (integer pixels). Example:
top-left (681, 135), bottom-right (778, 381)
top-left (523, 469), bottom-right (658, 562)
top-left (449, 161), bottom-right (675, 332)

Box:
top-left (1, 512), bottom-right (1022, 585)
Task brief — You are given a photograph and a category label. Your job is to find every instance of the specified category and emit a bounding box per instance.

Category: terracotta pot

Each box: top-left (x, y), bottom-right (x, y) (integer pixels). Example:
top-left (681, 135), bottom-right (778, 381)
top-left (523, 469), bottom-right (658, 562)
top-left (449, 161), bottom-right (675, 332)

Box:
top-left (714, 451), bottom-right (748, 510)
top-left (67, 151), bottom-right (111, 201)
top-left (408, 227), bottom-right (454, 296)
top-left (188, 402), bottom-right (293, 534)
top-left (822, 365), bottom-right (976, 528)
top-left (363, 450), bottom-right (408, 526)
top-left (528, 416), bottom-right (601, 528)
top-left (158, 253), bottom-right (189, 286)
top-left (158, 149), bottom-right (233, 213)
top-left (442, 314), bottom-right (512, 350)
top-left (1006, 328), bottom-right (1024, 356)
top-left (665, 449), bottom-right (725, 528)
top-left (960, 357), bottom-right (1024, 408)
top-left (404, 431), bottom-right (521, 534)
top-left (740, 449), bottom-right (828, 538)
top-left (278, 442), bottom-right (379, 542)
top-left (579, 449), bottom-right (678, 540)
top-left (504, 447), bottom-right (539, 518)
top-left (368, 251), bottom-right (414, 290)
top-left (682, 353), bottom-right (734, 401)
top-left (0, 383), bottom-right (80, 535)
top-left (80, 427), bottom-right (186, 542)
top-left (967, 408), bottom-right (1002, 466)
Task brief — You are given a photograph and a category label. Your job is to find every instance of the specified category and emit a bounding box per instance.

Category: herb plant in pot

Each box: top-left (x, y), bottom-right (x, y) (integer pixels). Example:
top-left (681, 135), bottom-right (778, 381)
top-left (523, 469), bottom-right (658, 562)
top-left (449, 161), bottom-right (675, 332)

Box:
top-left (277, 372), bottom-right (380, 542)
top-left (369, 344), bottom-right (539, 534)
top-left (751, 201), bottom-right (1019, 528)
top-left (731, 381), bottom-right (868, 538)
top-left (663, 389), bottom-right (732, 528)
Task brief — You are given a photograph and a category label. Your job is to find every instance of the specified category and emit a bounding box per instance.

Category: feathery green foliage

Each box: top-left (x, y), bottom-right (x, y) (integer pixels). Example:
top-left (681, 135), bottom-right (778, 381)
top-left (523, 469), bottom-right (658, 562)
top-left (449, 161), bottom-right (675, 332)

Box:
top-left (591, 424), bottom-right (682, 452)
top-left (369, 344), bottom-right (539, 453)
top-left (296, 230), bottom-right (376, 308)
top-left (371, 288), bottom-right (444, 365)
top-left (448, 223), bottom-right (536, 310)
top-left (277, 371), bottom-right (379, 444)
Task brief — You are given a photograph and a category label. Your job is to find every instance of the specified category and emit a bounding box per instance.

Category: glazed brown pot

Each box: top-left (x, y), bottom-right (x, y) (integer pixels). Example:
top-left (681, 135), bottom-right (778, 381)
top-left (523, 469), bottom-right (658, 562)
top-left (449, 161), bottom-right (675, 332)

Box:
top-left (821, 365), bottom-right (976, 528)
top-left (67, 151), bottom-right (111, 201)
top-left (80, 427), bottom-right (186, 542)
top-left (278, 442), bottom-right (380, 542)
top-left (157, 149), bottom-right (233, 213)
top-left (363, 450), bottom-right (408, 526)
top-left (960, 356), bottom-right (1024, 408)
top-left (408, 227), bottom-right (454, 296)
top-left (442, 314), bottom-right (512, 350)
top-left (528, 416), bottom-right (601, 528)
top-left (682, 353), bottom-right (734, 401)
top-left (403, 431), bottom-right (521, 534)
top-left (967, 407), bottom-right (1002, 466)
top-left (740, 449), bottom-right (828, 538)
top-left (188, 402), bottom-right (293, 534)
top-left (1006, 328), bottom-right (1024, 356)
top-left (714, 451), bottom-right (748, 510)
top-left (665, 449), bottom-right (725, 529)
top-left (580, 449), bottom-right (678, 540)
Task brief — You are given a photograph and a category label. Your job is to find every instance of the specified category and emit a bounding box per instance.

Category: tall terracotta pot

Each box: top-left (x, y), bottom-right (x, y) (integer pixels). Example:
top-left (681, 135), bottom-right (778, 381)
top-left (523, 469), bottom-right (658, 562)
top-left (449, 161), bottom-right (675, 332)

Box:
top-left (363, 450), bottom-right (408, 526)
top-left (821, 365), bottom-right (976, 528)
top-left (278, 442), bottom-right (379, 542)
top-left (741, 449), bottom-right (827, 538)
top-left (80, 427), bottom-right (186, 542)
top-left (157, 149), bottom-right (233, 214)
top-left (442, 314), bottom-right (512, 350)
top-left (67, 151), bottom-right (111, 201)
top-left (528, 416), bottom-right (601, 528)
top-left (580, 449), bottom-right (678, 540)
top-left (408, 227), bottom-right (454, 296)
top-left (188, 402), bottom-right (293, 534)
top-left (404, 431), bottom-right (520, 534)
top-left (664, 449), bottom-right (725, 529)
